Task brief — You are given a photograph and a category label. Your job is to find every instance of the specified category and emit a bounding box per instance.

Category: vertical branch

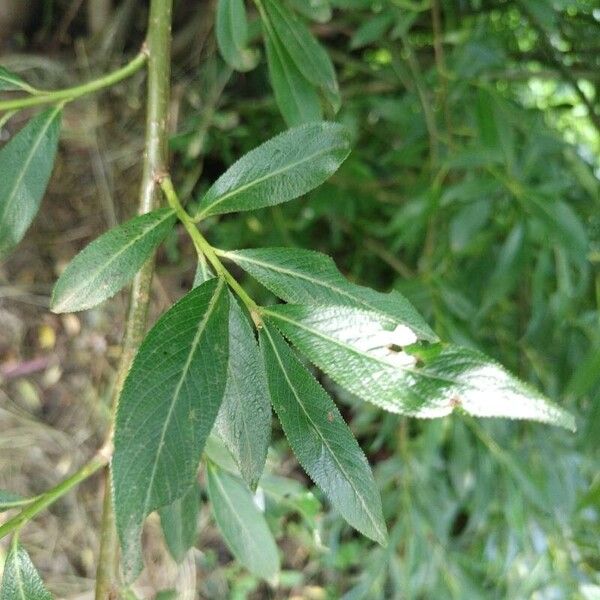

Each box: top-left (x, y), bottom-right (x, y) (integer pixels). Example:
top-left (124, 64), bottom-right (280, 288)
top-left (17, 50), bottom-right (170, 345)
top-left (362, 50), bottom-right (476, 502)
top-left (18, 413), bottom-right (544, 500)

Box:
top-left (95, 1), bottom-right (173, 597)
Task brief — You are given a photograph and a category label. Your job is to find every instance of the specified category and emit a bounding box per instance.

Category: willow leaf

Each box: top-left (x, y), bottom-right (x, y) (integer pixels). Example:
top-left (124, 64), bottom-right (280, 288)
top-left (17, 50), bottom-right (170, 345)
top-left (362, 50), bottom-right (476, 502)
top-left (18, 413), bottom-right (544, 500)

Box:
top-left (262, 21), bottom-right (322, 126)
top-left (263, 0), bottom-right (338, 100)
top-left (158, 483), bottom-right (200, 563)
top-left (195, 122), bottom-right (350, 219)
top-left (207, 463), bottom-right (280, 581)
top-left (51, 208), bottom-right (175, 313)
top-left (216, 0), bottom-right (259, 71)
top-left (216, 298), bottom-right (271, 490)
top-left (222, 247), bottom-right (436, 341)
top-left (0, 541), bottom-right (53, 600)
top-left (113, 278), bottom-right (230, 582)
top-left (264, 304), bottom-right (575, 430)
top-left (260, 324), bottom-right (387, 544)
top-left (0, 107), bottom-right (61, 257)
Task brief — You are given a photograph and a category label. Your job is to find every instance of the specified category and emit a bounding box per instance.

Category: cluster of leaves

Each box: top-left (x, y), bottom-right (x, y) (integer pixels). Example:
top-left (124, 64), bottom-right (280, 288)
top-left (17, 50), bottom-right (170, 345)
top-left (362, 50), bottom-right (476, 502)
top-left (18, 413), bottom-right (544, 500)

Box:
top-left (1, 0), bottom-right (598, 597)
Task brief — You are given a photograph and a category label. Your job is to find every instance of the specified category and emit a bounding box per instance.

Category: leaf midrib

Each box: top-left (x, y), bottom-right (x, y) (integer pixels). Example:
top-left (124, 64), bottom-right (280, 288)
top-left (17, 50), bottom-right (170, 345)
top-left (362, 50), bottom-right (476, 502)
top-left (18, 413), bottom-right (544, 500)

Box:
top-left (0, 106), bottom-right (60, 231)
top-left (142, 278), bottom-right (225, 518)
top-left (198, 131), bottom-right (343, 218)
top-left (263, 325), bottom-right (385, 542)
top-left (52, 209), bottom-right (174, 311)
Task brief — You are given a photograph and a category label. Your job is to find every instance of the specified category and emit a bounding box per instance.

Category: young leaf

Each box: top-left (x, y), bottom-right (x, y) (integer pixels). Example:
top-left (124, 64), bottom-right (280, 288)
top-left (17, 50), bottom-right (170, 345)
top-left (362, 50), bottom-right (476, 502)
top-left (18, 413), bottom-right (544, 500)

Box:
top-left (216, 298), bottom-right (271, 490)
top-left (263, 0), bottom-right (339, 102)
top-left (0, 66), bottom-right (36, 93)
top-left (216, 0), bottom-right (259, 72)
top-left (222, 247), bottom-right (436, 341)
top-left (262, 20), bottom-right (323, 126)
top-left (158, 483), bottom-right (200, 563)
top-left (0, 541), bottom-right (53, 600)
top-left (51, 208), bottom-right (176, 313)
top-left (264, 304), bottom-right (576, 430)
top-left (207, 462), bottom-right (280, 582)
top-left (0, 107), bottom-right (61, 257)
top-left (195, 122), bottom-right (350, 219)
top-left (260, 324), bottom-right (387, 545)
top-left (113, 278), bottom-right (230, 582)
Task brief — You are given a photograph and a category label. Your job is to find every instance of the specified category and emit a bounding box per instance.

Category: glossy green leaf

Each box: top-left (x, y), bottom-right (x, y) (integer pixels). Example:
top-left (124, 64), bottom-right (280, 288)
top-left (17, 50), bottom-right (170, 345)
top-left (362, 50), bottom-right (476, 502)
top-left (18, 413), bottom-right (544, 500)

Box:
top-left (207, 462), bottom-right (280, 582)
top-left (262, 19), bottom-right (323, 126)
top-left (287, 0), bottom-right (332, 23)
top-left (113, 278), bottom-right (230, 582)
top-left (0, 107), bottom-right (61, 257)
top-left (223, 247), bottom-right (436, 341)
top-left (260, 324), bottom-right (387, 544)
top-left (195, 122), bottom-right (350, 219)
top-left (0, 541), bottom-right (53, 600)
top-left (0, 67), bottom-right (36, 93)
top-left (216, 0), bottom-right (259, 72)
top-left (264, 304), bottom-right (575, 430)
top-left (0, 491), bottom-right (27, 512)
top-left (263, 0), bottom-right (338, 100)
top-left (158, 483), bottom-right (200, 563)
top-left (216, 298), bottom-right (271, 490)
top-left (51, 208), bottom-right (176, 313)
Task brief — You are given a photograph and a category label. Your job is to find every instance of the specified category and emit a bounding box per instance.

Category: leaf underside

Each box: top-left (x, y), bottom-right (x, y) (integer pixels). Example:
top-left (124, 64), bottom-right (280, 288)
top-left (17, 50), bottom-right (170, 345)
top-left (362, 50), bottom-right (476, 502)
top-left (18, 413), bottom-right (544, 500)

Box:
top-left (264, 304), bottom-right (575, 431)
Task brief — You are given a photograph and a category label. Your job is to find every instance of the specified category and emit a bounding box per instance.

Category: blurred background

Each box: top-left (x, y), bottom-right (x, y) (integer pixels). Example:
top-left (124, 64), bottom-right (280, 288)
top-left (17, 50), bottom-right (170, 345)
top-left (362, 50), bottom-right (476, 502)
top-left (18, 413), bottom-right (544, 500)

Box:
top-left (0, 0), bottom-right (598, 598)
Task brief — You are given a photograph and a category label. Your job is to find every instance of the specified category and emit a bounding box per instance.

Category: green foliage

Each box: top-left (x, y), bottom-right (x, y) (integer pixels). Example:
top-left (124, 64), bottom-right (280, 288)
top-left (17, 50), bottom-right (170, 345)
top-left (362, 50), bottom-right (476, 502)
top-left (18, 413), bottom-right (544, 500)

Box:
top-left (223, 247), bottom-right (437, 341)
top-left (264, 304), bottom-right (575, 429)
top-left (51, 208), bottom-right (176, 313)
top-left (216, 297), bottom-right (271, 490)
top-left (0, 492), bottom-right (26, 512)
top-left (158, 483), bottom-right (200, 563)
top-left (194, 122), bottom-right (351, 218)
top-left (206, 462), bottom-right (280, 582)
top-left (0, 108), bottom-right (61, 257)
top-left (1, 0), bottom-right (597, 596)
top-left (112, 278), bottom-right (230, 581)
top-left (261, 323), bottom-right (387, 544)
top-left (216, 0), bottom-right (259, 72)
top-left (0, 541), bottom-right (53, 600)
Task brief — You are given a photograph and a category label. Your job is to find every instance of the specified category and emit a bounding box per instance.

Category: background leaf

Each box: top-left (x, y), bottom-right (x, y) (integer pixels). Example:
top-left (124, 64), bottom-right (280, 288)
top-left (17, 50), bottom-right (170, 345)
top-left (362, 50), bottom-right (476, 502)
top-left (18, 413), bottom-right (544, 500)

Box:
top-left (261, 324), bottom-right (387, 544)
top-left (158, 483), bottom-right (200, 563)
top-left (0, 541), bottom-right (53, 600)
top-left (51, 208), bottom-right (175, 313)
top-left (223, 247), bottom-right (437, 341)
top-left (263, 0), bottom-right (339, 108)
top-left (265, 304), bottom-right (575, 429)
top-left (0, 491), bottom-right (27, 512)
top-left (207, 462), bottom-right (280, 582)
top-left (262, 19), bottom-right (323, 126)
top-left (195, 122), bottom-right (350, 218)
top-left (0, 107), bottom-right (61, 257)
top-left (113, 278), bottom-right (229, 581)
top-left (216, 0), bottom-right (259, 72)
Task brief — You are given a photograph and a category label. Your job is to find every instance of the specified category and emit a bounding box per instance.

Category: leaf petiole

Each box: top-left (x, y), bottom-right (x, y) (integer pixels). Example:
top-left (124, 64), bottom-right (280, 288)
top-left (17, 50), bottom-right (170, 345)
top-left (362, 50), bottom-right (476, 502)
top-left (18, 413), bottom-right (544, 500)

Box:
top-left (159, 174), bottom-right (261, 318)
